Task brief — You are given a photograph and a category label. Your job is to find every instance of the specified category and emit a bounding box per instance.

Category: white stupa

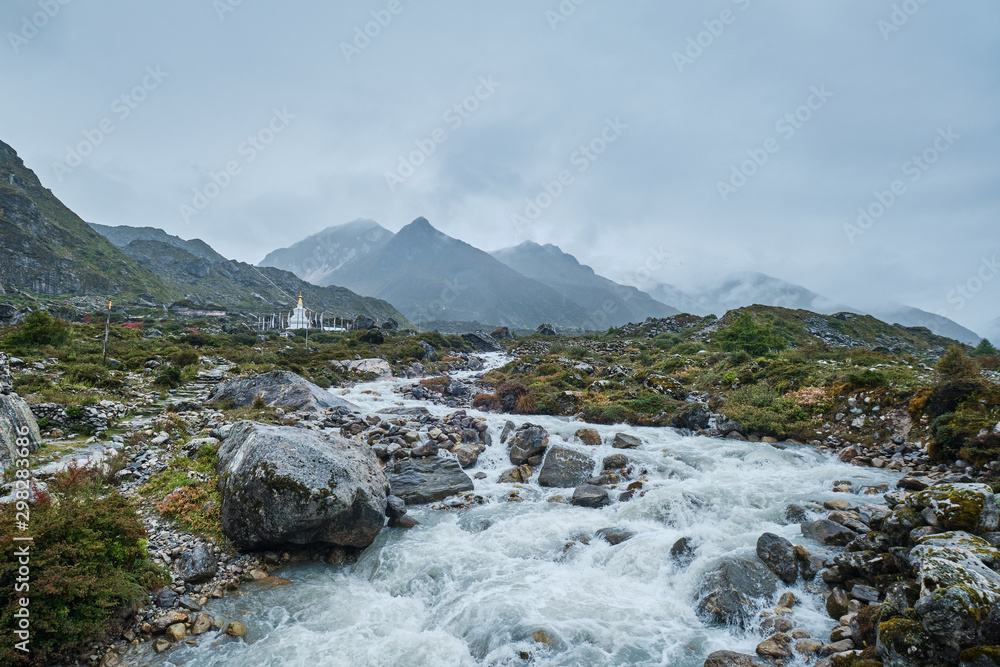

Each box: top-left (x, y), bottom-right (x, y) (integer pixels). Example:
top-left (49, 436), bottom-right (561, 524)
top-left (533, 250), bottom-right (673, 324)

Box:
top-left (287, 293), bottom-right (310, 329)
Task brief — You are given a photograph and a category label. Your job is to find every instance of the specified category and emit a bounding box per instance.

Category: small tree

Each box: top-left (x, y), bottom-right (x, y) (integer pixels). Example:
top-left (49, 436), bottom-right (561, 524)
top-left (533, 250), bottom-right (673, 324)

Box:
top-left (974, 338), bottom-right (997, 357)
top-left (716, 312), bottom-right (787, 357)
top-left (935, 346), bottom-right (980, 380)
top-left (4, 310), bottom-right (70, 348)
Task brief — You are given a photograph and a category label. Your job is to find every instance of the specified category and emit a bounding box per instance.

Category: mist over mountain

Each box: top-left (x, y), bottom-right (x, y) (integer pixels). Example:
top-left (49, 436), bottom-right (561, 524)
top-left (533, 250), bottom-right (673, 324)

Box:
top-left (490, 241), bottom-right (678, 327)
top-left (258, 219), bottom-right (393, 286)
top-left (646, 272), bottom-right (982, 344)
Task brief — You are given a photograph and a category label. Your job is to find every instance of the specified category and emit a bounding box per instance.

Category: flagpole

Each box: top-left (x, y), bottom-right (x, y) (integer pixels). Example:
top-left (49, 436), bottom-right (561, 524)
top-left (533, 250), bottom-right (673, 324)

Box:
top-left (103, 300), bottom-right (112, 364)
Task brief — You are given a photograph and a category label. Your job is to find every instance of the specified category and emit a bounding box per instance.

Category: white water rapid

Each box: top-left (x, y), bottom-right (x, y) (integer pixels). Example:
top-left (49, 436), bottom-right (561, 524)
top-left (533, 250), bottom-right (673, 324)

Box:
top-left (149, 354), bottom-right (900, 667)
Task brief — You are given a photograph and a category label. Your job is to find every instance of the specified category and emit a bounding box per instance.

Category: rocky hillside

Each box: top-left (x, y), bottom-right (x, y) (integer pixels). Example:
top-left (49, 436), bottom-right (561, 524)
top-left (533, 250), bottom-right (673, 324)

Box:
top-left (0, 140), bottom-right (168, 301)
top-left (490, 241), bottom-right (678, 327)
top-left (258, 219), bottom-right (394, 286)
top-left (89, 223), bottom-right (228, 264)
top-left (647, 272), bottom-right (982, 345)
top-left (328, 217), bottom-right (591, 329)
top-left (90, 227), bottom-right (410, 323)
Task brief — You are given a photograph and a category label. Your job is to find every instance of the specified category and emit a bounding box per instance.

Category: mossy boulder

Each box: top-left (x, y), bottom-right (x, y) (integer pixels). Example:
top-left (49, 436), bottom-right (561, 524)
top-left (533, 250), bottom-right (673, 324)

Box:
top-left (961, 646), bottom-right (1000, 667)
top-left (830, 653), bottom-right (883, 667)
top-left (217, 421), bottom-right (389, 550)
top-left (907, 483), bottom-right (999, 534)
top-left (911, 531), bottom-right (1000, 650)
top-left (876, 617), bottom-right (955, 666)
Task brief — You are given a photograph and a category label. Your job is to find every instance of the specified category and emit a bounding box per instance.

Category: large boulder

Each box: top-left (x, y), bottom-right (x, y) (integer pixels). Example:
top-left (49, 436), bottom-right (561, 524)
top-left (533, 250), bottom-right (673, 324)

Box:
top-left (910, 532), bottom-right (1000, 651)
top-left (387, 457), bottom-right (474, 504)
top-left (877, 617), bottom-right (954, 667)
top-left (907, 483), bottom-right (999, 534)
top-left (217, 421), bottom-right (389, 550)
top-left (209, 370), bottom-right (358, 413)
top-left (509, 424), bottom-right (549, 465)
top-left (537, 446), bottom-right (595, 488)
top-left (696, 557), bottom-right (778, 628)
top-left (461, 331), bottom-right (501, 352)
top-left (756, 533), bottom-right (797, 584)
top-left (329, 358), bottom-right (392, 379)
top-left (0, 353), bottom-right (41, 471)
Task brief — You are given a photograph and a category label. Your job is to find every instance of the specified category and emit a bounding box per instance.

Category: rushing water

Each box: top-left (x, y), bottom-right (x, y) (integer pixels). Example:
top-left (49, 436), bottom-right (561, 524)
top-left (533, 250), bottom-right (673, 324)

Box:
top-left (146, 354), bottom-right (899, 667)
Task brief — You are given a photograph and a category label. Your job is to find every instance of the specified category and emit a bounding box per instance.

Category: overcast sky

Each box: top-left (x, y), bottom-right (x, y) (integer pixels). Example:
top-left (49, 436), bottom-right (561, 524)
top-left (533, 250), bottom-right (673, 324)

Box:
top-left (3, 1), bottom-right (998, 337)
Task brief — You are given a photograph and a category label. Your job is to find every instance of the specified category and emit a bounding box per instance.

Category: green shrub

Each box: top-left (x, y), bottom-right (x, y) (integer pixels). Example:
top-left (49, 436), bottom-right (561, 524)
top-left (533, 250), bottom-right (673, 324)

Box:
top-left (0, 464), bottom-right (167, 665)
top-left (716, 313), bottom-right (787, 357)
top-left (153, 365), bottom-right (183, 389)
top-left (64, 405), bottom-right (83, 419)
top-left (654, 334), bottom-right (683, 350)
top-left (183, 332), bottom-right (217, 348)
top-left (168, 349), bottom-right (200, 367)
top-left (846, 369), bottom-right (889, 388)
top-left (581, 403), bottom-right (627, 424)
top-left (3, 311), bottom-right (70, 349)
top-left (720, 381), bottom-right (807, 437)
top-left (66, 363), bottom-right (108, 387)
top-left (936, 346), bottom-right (979, 380)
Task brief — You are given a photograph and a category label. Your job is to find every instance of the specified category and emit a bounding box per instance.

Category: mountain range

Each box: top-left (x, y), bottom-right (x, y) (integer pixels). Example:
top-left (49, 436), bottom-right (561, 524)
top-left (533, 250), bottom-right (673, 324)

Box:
top-left (263, 217), bottom-right (679, 329)
top-left (0, 139), bottom-right (406, 324)
top-left (646, 272), bottom-right (982, 345)
top-left (263, 219), bottom-right (983, 342)
top-left (0, 134), bottom-right (987, 343)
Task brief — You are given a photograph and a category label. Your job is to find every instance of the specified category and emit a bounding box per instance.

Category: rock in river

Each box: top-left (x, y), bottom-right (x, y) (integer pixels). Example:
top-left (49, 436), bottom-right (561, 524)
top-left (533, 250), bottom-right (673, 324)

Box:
top-left (537, 446), bottom-right (595, 488)
top-left (509, 424), bottom-right (549, 465)
top-left (571, 484), bottom-right (610, 508)
top-left (696, 557), bottom-right (778, 628)
top-left (756, 532), bottom-right (798, 585)
top-left (388, 456), bottom-right (475, 504)
top-left (800, 519), bottom-right (858, 546)
top-left (217, 421), bottom-right (389, 550)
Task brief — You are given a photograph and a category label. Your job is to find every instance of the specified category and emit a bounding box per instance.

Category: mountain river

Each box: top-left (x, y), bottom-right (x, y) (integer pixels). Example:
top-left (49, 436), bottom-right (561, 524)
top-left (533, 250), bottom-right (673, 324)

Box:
top-left (146, 353), bottom-right (900, 667)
